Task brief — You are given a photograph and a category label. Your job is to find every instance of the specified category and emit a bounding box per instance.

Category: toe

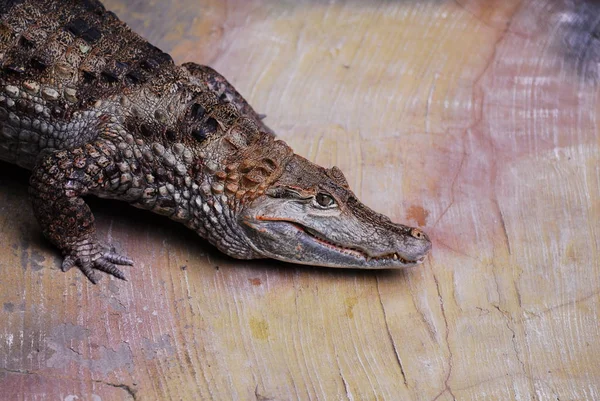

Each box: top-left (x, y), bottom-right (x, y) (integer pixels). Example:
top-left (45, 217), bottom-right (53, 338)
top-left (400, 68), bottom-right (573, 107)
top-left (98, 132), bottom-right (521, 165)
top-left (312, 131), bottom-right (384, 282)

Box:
top-left (79, 262), bottom-right (100, 284)
top-left (95, 258), bottom-right (127, 280)
top-left (61, 256), bottom-right (76, 272)
top-left (104, 252), bottom-right (134, 266)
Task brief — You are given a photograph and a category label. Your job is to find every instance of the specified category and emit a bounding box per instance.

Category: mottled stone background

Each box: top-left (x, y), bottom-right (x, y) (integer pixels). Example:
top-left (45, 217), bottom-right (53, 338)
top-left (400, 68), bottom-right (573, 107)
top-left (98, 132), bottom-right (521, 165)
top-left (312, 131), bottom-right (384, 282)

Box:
top-left (1, 1), bottom-right (599, 400)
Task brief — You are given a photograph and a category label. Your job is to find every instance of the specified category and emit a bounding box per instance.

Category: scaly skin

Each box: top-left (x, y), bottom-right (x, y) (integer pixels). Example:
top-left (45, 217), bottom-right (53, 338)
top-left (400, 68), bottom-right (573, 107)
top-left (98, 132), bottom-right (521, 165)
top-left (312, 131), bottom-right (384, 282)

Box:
top-left (0, 0), bottom-right (431, 283)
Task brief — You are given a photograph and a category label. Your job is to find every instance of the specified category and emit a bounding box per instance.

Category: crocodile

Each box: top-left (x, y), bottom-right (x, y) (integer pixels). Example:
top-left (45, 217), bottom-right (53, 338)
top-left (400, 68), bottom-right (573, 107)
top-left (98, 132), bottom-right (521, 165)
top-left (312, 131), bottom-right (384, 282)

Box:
top-left (0, 0), bottom-right (432, 283)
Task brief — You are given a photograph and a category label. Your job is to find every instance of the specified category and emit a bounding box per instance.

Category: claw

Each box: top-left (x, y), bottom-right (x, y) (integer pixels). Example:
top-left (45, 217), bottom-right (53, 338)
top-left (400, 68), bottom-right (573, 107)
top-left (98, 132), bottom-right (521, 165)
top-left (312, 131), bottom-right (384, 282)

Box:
top-left (60, 246), bottom-right (133, 284)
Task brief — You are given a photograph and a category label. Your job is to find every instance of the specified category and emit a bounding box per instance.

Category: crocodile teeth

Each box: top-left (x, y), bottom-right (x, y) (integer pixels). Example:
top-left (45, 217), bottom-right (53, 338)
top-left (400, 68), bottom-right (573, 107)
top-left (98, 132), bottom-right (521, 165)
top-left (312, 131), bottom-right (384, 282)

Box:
top-left (299, 224), bottom-right (415, 264)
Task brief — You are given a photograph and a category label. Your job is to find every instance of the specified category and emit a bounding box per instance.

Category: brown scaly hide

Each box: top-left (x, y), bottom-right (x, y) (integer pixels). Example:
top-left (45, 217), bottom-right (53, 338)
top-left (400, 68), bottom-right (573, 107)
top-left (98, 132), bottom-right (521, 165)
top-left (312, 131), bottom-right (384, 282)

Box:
top-left (219, 133), bottom-right (294, 207)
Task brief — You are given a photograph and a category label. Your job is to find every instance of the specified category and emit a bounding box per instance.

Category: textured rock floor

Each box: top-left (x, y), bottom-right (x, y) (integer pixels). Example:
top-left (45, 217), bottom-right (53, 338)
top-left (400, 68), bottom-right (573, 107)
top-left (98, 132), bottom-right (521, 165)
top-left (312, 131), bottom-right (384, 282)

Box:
top-left (1, 1), bottom-right (599, 400)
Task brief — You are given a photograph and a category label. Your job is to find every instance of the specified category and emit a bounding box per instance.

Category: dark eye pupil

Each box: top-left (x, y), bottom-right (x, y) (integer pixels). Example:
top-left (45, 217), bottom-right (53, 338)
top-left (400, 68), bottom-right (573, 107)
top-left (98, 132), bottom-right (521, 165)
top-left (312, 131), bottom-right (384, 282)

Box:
top-left (316, 193), bottom-right (334, 207)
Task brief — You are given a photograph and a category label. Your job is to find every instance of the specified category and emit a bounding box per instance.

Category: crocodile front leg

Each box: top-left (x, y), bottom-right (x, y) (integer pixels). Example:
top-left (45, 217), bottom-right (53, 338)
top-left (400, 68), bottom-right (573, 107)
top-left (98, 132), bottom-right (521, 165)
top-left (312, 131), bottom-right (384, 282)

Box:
top-left (29, 142), bottom-right (133, 283)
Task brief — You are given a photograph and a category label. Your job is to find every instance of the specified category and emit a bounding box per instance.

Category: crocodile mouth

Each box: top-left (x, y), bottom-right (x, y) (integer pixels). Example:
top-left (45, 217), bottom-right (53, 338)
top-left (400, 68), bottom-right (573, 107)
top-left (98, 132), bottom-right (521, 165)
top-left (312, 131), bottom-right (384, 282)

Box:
top-left (297, 223), bottom-right (424, 265)
top-left (255, 216), bottom-right (426, 268)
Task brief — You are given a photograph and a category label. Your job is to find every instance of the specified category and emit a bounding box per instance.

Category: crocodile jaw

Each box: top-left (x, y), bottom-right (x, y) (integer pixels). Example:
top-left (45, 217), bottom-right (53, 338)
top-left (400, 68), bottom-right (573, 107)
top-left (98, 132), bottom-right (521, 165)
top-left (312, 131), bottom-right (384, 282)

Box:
top-left (242, 217), bottom-right (429, 269)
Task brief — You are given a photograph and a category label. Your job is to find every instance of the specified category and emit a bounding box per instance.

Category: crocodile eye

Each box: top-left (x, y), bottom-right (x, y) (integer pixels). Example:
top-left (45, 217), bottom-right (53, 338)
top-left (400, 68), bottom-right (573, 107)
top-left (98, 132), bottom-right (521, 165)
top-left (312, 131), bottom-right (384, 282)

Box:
top-left (315, 193), bottom-right (336, 208)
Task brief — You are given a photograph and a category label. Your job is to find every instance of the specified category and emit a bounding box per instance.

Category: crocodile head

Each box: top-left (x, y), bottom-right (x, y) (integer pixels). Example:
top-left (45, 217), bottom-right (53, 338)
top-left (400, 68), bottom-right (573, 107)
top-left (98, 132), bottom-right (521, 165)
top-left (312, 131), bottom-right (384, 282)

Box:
top-left (239, 154), bottom-right (432, 268)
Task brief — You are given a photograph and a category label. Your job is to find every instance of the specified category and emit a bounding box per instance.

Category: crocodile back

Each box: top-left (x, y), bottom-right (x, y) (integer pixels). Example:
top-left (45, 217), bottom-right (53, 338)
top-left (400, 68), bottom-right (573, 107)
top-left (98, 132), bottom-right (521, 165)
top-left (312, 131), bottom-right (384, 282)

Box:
top-left (0, 0), bottom-right (175, 110)
top-left (0, 0), bottom-right (181, 168)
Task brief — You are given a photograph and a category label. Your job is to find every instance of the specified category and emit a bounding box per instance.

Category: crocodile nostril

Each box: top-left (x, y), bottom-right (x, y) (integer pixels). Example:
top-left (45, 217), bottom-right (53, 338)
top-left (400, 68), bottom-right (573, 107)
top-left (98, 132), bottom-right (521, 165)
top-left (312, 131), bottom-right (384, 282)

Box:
top-left (410, 228), bottom-right (425, 239)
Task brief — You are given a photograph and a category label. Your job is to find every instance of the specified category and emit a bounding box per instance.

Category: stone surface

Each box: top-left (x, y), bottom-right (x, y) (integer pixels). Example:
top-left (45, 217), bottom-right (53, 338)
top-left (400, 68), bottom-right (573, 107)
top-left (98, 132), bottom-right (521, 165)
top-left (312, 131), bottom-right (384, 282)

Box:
top-left (0, 0), bottom-right (599, 400)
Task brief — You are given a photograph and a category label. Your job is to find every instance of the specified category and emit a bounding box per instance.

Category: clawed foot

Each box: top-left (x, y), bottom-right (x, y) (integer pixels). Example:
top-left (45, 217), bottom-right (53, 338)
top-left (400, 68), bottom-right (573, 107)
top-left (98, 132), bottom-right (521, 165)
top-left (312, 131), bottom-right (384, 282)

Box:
top-left (61, 243), bottom-right (134, 284)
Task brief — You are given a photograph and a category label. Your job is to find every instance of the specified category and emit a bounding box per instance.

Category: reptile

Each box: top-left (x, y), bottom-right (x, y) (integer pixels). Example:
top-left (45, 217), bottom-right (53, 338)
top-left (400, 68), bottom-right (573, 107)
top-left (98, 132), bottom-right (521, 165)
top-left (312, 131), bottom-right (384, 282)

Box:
top-left (0, 0), bottom-right (432, 283)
